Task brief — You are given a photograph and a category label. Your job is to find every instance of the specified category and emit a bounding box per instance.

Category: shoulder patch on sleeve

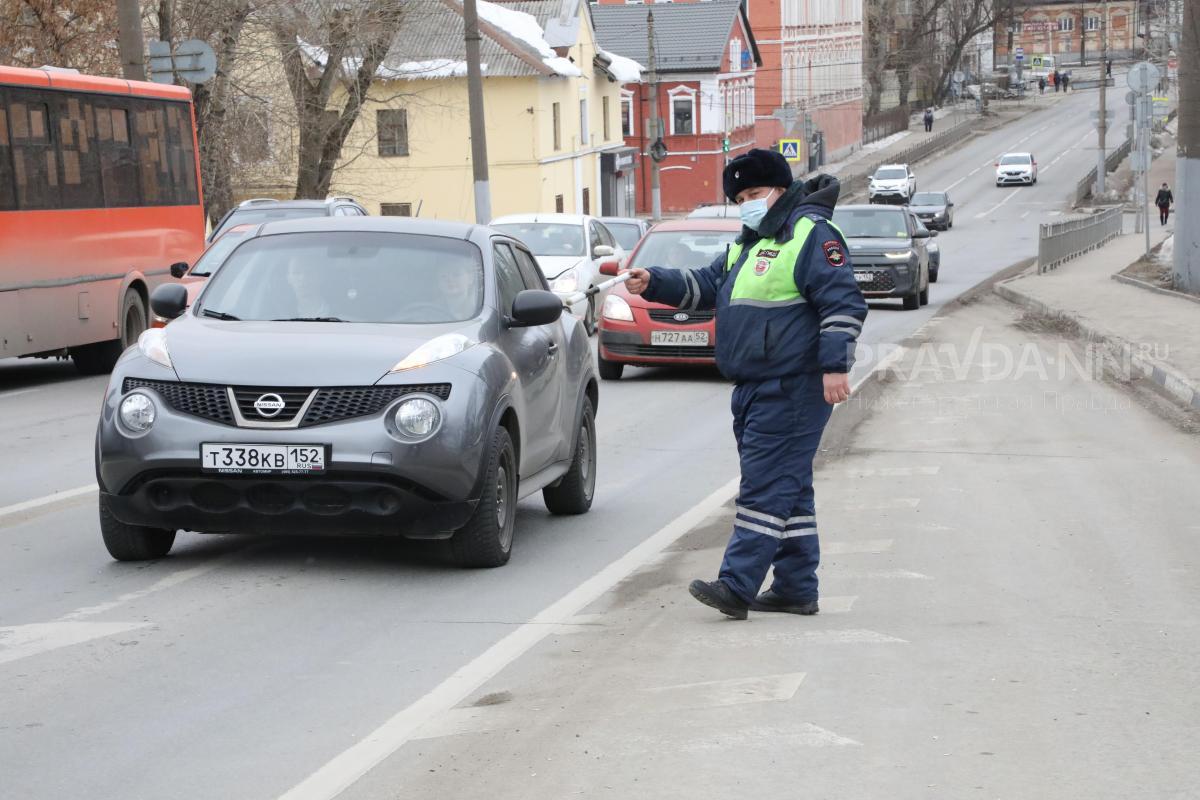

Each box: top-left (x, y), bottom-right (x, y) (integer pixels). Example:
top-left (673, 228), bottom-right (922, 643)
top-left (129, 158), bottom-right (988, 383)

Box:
top-left (822, 239), bottom-right (846, 267)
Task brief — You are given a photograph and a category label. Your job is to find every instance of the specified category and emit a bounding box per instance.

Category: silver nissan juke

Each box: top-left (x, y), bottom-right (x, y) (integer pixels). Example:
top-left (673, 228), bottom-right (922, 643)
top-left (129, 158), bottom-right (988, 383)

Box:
top-left (95, 217), bottom-right (598, 567)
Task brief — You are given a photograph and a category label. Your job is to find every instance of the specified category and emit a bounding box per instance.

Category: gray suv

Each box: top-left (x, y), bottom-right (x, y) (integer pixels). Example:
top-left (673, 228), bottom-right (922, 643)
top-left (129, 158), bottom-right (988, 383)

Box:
top-left (832, 205), bottom-right (932, 310)
top-left (208, 197), bottom-right (368, 243)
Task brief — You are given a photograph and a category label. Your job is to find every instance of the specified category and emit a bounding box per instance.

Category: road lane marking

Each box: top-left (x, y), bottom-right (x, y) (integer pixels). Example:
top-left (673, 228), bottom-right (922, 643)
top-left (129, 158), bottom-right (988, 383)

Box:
top-left (0, 388), bottom-right (38, 401)
top-left (0, 483), bottom-right (97, 521)
top-left (828, 569), bottom-right (934, 580)
top-left (275, 361), bottom-right (894, 800)
top-left (694, 628), bottom-right (908, 646)
top-left (0, 621), bottom-right (150, 665)
top-left (975, 188), bottom-right (1022, 218)
top-left (1021, 210), bottom-right (1031, 219)
top-left (840, 466), bottom-right (940, 477)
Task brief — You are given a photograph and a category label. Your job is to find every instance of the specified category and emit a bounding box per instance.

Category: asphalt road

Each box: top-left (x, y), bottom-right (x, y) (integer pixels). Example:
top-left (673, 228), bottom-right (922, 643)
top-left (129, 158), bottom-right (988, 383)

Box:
top-left (0, 87), bottom-right (1114, 800)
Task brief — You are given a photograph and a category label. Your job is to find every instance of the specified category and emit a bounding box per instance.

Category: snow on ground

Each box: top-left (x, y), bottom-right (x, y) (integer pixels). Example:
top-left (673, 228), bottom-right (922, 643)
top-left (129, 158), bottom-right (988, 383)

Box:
top-left (476, 0), bottom-right (582, 77)
top-left (597, 48), bottom-right (644, 83)
top-left (1157, 234), bottom-right (1174, 265)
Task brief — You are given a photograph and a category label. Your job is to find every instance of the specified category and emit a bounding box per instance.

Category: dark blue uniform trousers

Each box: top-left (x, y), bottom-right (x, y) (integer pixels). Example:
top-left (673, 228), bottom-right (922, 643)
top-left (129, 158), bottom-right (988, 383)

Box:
top-left (719, 372), bottom-right (833, 603)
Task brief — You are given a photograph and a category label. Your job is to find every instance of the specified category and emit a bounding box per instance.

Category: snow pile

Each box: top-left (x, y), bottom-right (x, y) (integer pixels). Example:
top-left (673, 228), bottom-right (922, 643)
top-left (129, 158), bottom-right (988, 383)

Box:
top-left (475, 0), bottom-right (581, 77)
top-left (1157, 234), bottom-right (1174, 265)
top-left (596, 48), bottom-right (644, 83)
top-left (377, 59), bottom-right (485, 80)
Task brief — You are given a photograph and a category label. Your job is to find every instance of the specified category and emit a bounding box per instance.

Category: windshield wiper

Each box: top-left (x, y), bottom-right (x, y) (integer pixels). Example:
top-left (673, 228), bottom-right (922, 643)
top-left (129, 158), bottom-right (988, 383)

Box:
top-left (201, 308), bottom-right (240, 320)
top-left (272, 316), bottom-right (348, 323)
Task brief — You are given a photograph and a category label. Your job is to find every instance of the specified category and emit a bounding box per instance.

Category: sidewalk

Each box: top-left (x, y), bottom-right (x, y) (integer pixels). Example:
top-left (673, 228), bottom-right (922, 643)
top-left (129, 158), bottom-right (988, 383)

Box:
top-left (335, 294), bottom-right (1200, 799)
top-left (996, 142), bottom-right (1200, 411)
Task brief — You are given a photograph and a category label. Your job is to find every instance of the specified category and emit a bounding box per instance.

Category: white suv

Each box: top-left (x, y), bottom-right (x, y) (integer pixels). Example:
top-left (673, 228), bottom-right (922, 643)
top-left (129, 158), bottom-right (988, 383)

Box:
top-left (995, 152), bottom-right (1038, 186)
top-left (868, 164), bottom-right (917, 204)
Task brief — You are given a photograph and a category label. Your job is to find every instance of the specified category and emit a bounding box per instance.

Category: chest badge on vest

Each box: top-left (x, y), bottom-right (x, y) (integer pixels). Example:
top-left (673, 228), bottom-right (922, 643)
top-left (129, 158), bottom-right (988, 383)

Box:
top-left (753, 248), bottom-right (779, 276)
top-left (822, 240), bottom-right (846, 267)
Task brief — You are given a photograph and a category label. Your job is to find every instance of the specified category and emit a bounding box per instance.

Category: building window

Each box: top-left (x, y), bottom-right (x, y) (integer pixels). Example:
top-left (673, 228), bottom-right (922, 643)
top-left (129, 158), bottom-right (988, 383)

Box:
top-left (377, 109), bottom-right (409, 157)
top-left (1058, 16), bottom-right (1074, 31)
top-left (602, 96), bottom-right (610, 141)
top-left (1010, 19), bottom-right (1023, 33)
top-left (1085, 15), bottom-right (1100, 30)
top-left (555, 194), bottom-right (564, 212)
top-left (621, 95), bottom-right (634, 137)
top-left (580, 98), bottom-right (589, 146)
top-left (670, 94), bottom-right (694, 136)
top-left (553, 102), bottom-right (561, 150)
top-left (380, 203), bottom-right (412, 216)
top-left (730, 38), bottom-right (741, 70)
top-left (582, 187), bottom-right (590, 215)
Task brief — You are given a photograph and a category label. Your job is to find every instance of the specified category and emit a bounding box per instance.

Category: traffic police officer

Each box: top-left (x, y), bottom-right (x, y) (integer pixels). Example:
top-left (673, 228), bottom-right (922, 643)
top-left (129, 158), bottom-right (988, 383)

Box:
top-left (624, 149), bottom-right (867, 619)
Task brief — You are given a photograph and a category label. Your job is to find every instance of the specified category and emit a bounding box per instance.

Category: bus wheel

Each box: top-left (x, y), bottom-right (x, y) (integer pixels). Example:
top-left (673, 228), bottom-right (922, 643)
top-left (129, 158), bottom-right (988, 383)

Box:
top-left (71, 289), bottom-right (147, 375)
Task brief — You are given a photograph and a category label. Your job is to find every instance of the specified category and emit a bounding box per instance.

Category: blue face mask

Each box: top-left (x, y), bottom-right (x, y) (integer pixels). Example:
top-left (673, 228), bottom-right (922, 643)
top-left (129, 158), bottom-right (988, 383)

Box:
top-left (739, 190), bottom-right (776, 231)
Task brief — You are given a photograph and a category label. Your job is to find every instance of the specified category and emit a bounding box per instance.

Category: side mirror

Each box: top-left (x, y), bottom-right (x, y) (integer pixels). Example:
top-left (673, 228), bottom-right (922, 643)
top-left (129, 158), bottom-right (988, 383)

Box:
top-left (599, 260), bottom-right (621, 277)
top-left (169, 262), bottom-right (189, 279)
top-left (509, 289), bottom-right (564, 328)
top-left (912, 229), bottom-right (931, 239)
top-left (150, 282), bottom-right (189, 321)
top-left (593, 244), bottom-right (615, 259)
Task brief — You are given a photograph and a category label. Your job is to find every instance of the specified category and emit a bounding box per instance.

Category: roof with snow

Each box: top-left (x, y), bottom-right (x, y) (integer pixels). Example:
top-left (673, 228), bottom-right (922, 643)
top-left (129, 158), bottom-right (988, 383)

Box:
top-left (591, 0), bottom-right (761, 74)
top-left (372, 0), bottom-right (583, 79)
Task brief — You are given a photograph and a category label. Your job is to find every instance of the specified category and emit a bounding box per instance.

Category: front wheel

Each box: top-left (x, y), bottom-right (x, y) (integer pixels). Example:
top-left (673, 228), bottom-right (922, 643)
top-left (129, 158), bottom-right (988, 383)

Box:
top-left (99, 493), bottom-right (176, 561)
top-left (930, 267), bottom-right (939, 283)
top-left (451, 427), bottom-right (518, 567)
top-left (543, 398), bottom-right (596, 515)
top-left (584, 295), bottom-right (598, 336)
top-left (598, 353), bottom-right (624, 380)
top-left (902, 279), bottom-right (921, 310)
top-left (72, 289), bottom-right (147, 375)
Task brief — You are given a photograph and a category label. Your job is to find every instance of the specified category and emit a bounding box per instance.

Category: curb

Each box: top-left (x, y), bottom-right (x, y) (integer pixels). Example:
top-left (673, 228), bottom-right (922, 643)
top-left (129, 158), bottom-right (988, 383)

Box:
top-left (993, 278), bottom-right (1200, 411)
top-left (1111, 272), bottom-right (1200, 306)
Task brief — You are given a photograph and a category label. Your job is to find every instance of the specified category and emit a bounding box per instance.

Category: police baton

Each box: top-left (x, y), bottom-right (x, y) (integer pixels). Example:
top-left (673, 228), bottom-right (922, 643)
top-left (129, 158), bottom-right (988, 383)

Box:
top-left (560, 271), bottom-right (633, 308)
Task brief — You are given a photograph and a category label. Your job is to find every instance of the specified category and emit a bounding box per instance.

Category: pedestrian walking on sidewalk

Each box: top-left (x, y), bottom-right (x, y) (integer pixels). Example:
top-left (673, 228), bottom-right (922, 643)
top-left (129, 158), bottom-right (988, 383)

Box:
top-left (1156, 183), bottom-right (1174, 225)
top-left (1038, 76), bottom-right (1046, 94)
top-left (1062, 72), bottom-right (1070, 92)
top-left (622, 149), bottom-right (868, 620)
top-left (1052, 70), bottom-right (1059, 91)
top-left (923, 108), bottom-right (934, 132)
top-left (1106, 59), bottom-right (1113, 77)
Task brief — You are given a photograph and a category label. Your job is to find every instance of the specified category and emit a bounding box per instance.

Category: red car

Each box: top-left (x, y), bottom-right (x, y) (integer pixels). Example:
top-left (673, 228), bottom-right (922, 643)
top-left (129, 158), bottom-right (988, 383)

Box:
top-left (597, 218), bottom-right (741, 380)
top-left (152, 224), bottom-right (256, 327)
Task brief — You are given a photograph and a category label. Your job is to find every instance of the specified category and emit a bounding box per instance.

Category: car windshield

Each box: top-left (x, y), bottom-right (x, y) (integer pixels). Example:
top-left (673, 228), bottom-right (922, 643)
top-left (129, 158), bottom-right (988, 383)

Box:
top-left (195, 232), bottom-right (484, 324)
top-left (1000, 154), bottom-right (1031, 165)
top-left (219, 207), bottom-right (328, 234)
top-left (910, 193), bottom-right (945, 206)
top-left (631, 230), bottom-right (738, 270)
top-left (190, 230), bottom-right (252, 277)
top-left (875, 168), bottom-right (907, 179)
top-left (492, 223), bottom-right (585, 257)
top-left (832, 208), bottom-right (909, 239)
top-left (687, 205), bottom-right (736, 218)
top-left (604, 222), bottom-right (643, 250)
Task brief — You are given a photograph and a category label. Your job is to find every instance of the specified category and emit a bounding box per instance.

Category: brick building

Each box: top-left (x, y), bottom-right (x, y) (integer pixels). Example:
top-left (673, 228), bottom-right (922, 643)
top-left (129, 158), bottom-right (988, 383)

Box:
top-left (592, 1), bottom-right (762, 213)
top-left (994, 0), bottom-right (1138, 65)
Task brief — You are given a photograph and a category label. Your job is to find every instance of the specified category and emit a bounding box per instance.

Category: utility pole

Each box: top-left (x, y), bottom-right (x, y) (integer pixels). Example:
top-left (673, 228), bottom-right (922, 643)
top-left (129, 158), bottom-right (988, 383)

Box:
top-left (1097, 0), bottom-right (1108, 194)
top-left (117, 0), bottom-right (145, 81)
top-left (1080, 0), bottom-right (1087, 65)
top-left (463, 0), bottom-right (492, 224)
top-left (1173, 0), bottom-right (1198, 291)
top-left (647, 9), bottom-right (662, 222)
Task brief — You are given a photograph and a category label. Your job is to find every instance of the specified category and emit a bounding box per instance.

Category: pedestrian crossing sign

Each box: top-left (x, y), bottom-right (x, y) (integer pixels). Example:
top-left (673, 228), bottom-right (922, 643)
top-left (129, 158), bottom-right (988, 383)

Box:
top-left (779, 139), bottom-right (802, 162)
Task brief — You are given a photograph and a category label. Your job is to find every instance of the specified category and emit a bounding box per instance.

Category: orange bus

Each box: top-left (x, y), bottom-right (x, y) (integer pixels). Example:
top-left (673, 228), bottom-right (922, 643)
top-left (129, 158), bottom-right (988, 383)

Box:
top-left (0, 66), bottom-right (204, 373)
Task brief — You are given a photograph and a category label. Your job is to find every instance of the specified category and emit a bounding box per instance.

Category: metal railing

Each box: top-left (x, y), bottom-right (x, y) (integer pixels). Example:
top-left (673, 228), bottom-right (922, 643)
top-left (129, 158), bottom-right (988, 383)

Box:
top-left (863, 105), bottom-right (910, 144)
top-left (1073, 138), bottom-right (1133, 205)
top-left (1038, 206), bottom-right (1124, 272)
top-left (841, 117), bottom-right (978, 200)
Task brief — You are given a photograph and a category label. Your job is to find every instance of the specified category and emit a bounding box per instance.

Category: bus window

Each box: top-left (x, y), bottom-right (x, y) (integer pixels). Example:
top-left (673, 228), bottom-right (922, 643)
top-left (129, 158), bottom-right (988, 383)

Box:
top-left (57, 95), bottom-right (102, 209)
top-left (8, 94), bottom-right (60, 210)
top-left (0, 95), bottom-right (14, 210)
top-left (97, 101), bottom-right (139, 207)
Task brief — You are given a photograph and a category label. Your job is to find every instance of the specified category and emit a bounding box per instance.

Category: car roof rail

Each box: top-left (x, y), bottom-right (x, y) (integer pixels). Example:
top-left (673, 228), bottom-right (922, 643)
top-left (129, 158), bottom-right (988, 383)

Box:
top-left (239, 198), bottom-right (279, 207)
top-left (326, 196), bottom-right (358, 204)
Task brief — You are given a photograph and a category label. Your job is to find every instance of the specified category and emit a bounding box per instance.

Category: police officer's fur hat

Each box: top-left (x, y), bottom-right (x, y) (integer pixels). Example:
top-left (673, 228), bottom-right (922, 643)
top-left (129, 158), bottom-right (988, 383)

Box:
top-left (723, 148), bottom-right (794, 202)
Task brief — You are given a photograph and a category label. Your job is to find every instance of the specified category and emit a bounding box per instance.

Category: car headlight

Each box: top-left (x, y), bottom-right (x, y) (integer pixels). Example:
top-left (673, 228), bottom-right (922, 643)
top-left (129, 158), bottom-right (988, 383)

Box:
top-left (883, 251), bottom-right (913, 259)
top-left (551, 273), bottom-right (579, 294)
top-left (602, 294), bottom-right (634, 322)
top-left (393, 397), bottom-right (441, 438)
top-left (138, 328), bottom-right (172, 369)
top-left (119, 392), bottom-right (156, 432)
top-left (391, 333), bottom-right (476, 372)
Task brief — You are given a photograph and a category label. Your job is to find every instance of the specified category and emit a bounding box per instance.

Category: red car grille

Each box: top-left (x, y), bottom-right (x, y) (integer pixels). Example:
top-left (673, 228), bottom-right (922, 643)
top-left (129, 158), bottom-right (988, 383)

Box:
top-left (646, 309), bottom-right (716, 324)
top-left (606, 343), bottom-right (716, 359)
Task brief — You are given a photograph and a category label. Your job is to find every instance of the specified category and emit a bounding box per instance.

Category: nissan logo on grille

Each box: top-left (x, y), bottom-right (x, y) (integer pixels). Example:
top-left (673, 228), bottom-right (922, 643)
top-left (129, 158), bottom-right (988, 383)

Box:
top-left (253, 393), bottom-right (286, 418)
top-left (673, 312), bottom-right (690, 322)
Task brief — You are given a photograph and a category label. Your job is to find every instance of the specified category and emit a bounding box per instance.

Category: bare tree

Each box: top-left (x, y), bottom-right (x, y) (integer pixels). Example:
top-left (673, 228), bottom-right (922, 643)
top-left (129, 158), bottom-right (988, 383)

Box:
top-left (270, 1), bottom-right (408, 199)
top-left (0, 0), bottom-right (120, 73)
top-left (864, 0), bottom-right (897, 115)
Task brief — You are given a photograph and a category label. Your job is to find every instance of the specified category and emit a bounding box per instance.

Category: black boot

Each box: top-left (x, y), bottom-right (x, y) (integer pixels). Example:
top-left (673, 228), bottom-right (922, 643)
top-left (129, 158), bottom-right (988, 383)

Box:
top-left (749, 589), bottom-right (819, 615)
top-left (688, 579), bottom-right (748, 620)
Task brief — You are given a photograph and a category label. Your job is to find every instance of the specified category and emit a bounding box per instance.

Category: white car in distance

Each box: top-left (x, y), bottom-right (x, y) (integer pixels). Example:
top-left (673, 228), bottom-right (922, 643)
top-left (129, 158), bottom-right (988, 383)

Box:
top-left (868, 164), bottom-right (917, 204)
top-left (995, 152), bottom-right (1038, 186)
top-left (490, 213), bottom-right (625, 334)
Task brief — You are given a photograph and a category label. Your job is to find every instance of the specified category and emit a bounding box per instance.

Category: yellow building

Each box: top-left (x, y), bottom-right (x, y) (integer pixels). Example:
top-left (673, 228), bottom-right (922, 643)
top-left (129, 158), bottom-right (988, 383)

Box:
top-left (243, 0), bottom-right (642, 222)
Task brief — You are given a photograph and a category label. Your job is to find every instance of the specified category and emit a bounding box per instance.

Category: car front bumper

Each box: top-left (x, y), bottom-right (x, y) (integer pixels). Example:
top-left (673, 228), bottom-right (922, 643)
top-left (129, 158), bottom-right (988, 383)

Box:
top-left (851, 260), bottom-right (919, 298)
top-left (869, 188), bottom-right (910, 202)
top-left (915, 212), bottom-right (949, 229)
top-left (996, 171), bottom-right (1033, 185)
top-left (97, 378), bottom-right (488, 538)
top-left (598, 310), bottom-right (716, 366)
